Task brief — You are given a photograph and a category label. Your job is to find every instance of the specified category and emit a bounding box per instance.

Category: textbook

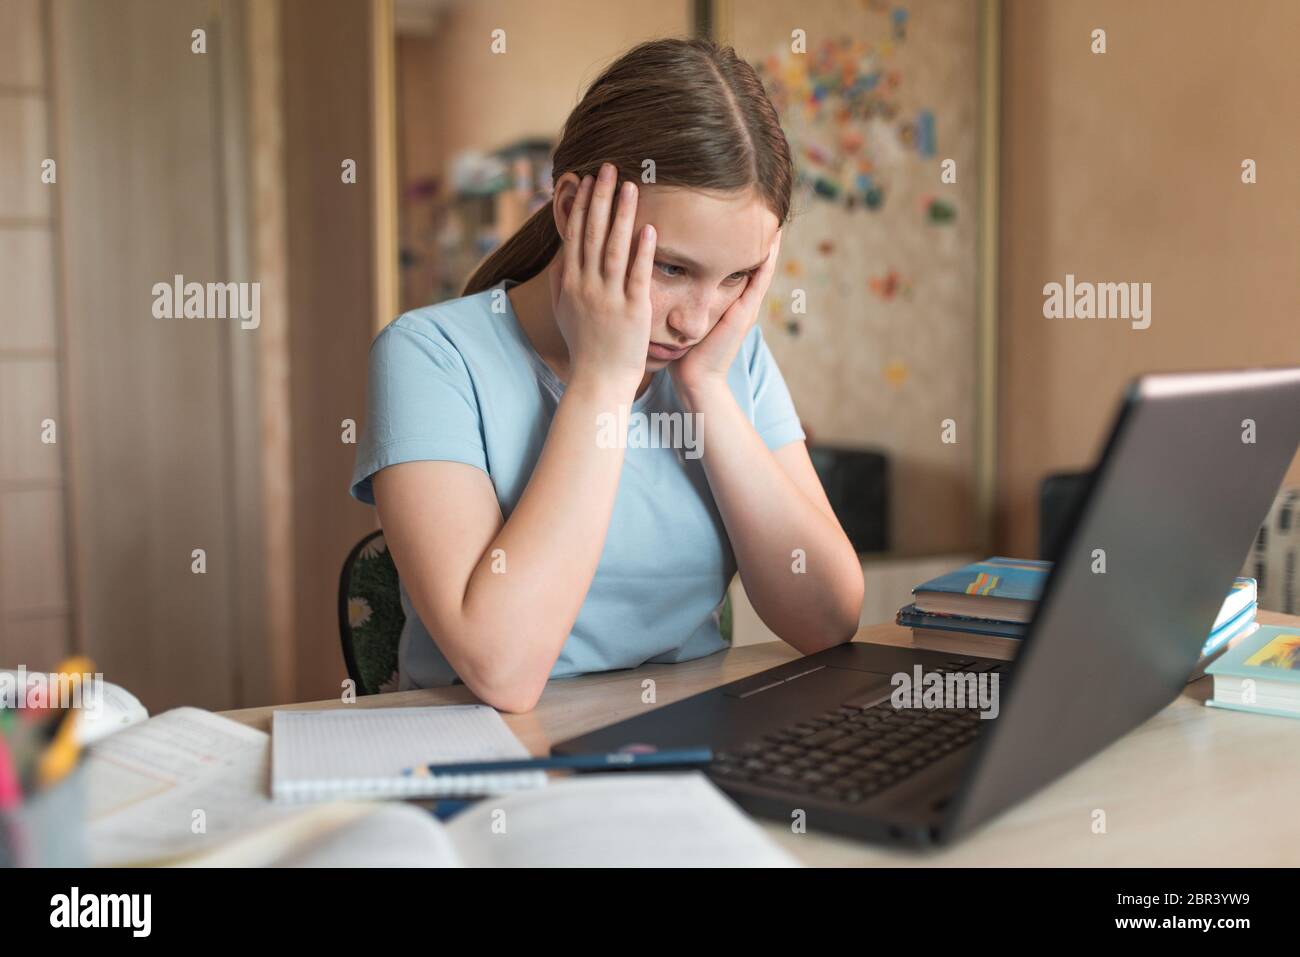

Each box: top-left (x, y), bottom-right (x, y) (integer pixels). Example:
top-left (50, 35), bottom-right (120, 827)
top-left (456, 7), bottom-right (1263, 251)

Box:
top-left (1205, 624), bottom-right (1300, 719)
top-left (896, 604), bottom-right (1029, 641)
top-left (902, 591), bottom-right (1256, 648)
top-left (909, 558), bottom-right (1255, 631)
top-left (87, 707), bottom-right (310, 866)
top-left (86, 708), bottom-right (795, 866)
top-left (1210, 578), bottom-right (1260, 634)
top-left (901, 567), bottom-right (1258, 667)
top-left (911, 557), bottom-right (1054, 622)
top-left (1201, 600), bottom-right (1259, 656)
top-left (184, 772), bottom-right (799, 868)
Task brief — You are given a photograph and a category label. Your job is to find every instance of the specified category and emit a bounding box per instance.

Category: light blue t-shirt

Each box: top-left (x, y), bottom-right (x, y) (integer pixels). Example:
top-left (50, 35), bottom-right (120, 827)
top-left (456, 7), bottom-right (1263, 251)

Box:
top-left (349, 278), bottom-right (806, 691)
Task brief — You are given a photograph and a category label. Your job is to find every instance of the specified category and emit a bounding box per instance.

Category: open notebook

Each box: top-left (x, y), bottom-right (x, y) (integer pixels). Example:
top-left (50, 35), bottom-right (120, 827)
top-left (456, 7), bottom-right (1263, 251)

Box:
top-left (87, 707), bottom-right (306, 866)
top-left (185, 772), bottom-right (799, 868)
top-left (86, 704), bottom-right (539, 865)
top-left (85, 707), bottom-right (794, 866)
top-left (270, 705), bottom-right (547, 802)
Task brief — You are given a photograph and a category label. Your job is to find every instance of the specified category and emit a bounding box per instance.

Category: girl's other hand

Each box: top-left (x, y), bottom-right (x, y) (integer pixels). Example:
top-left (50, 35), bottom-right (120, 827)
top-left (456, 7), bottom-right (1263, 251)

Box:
top-left (671, 227), bottom-right (783, 397)
top-left (549, 162), bottom-right (656, 394)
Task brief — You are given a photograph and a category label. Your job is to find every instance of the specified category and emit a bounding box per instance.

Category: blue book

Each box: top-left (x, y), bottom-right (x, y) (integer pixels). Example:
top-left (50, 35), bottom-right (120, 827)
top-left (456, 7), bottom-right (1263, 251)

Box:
top-left (1202, 600), bottom-right (1258, 656)
top-left (1205, 624), bottom-right (1300, 718)
top-left (911, 557), bottom-right (1055, 622)
top-left (1187, 608), bottom-right (1259, 683)
top-left (1210, 578), bottom-right (1257, 633)
top-left (913, 556), bottom-right (1256, 630)
top-left (901, 598), bottom-right (1257, 659)
top-left (895, 603), bottom-right (1029, 639)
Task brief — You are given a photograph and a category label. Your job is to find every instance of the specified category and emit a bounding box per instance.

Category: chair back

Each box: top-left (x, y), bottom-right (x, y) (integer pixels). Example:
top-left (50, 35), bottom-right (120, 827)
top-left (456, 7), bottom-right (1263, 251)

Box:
top-left (338, 530), bottom-right (405, 695)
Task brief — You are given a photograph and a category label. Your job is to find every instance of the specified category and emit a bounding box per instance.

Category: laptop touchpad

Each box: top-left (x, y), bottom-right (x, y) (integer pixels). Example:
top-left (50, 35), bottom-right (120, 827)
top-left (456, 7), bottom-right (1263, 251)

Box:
top-left (841, 674), bottom-right (895, 709)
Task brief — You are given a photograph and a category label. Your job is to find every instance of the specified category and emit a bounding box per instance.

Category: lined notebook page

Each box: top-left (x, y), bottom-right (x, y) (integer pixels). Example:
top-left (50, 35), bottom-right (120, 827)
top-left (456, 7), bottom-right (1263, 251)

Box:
top-left (271, 706), bottom-right (546, 803)
top-left (446, 772), bottom-right (799, 867)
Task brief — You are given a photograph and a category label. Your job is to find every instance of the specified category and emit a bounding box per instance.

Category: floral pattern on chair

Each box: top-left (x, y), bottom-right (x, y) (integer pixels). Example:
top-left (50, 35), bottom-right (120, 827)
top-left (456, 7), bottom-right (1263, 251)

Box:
top-left (339, 531), bottom-right (405, 695)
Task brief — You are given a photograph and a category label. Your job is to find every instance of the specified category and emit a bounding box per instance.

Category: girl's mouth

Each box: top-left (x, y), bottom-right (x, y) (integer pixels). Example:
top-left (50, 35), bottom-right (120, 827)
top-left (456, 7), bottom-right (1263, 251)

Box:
top-left (648, 342), bottom-right (689, 361)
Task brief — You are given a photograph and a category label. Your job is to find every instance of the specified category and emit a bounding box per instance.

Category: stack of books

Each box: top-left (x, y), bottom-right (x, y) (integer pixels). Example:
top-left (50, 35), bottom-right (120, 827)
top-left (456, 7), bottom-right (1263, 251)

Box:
top-left (1205, 625), bottom-right (1300, 718)
top-left (897, 556), bottom-right (1258, 661)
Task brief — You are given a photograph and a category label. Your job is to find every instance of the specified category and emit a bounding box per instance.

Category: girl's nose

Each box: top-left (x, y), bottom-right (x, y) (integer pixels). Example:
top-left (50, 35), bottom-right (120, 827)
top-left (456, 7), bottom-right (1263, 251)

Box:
top-left (666, 300), bottom-right (710, 343)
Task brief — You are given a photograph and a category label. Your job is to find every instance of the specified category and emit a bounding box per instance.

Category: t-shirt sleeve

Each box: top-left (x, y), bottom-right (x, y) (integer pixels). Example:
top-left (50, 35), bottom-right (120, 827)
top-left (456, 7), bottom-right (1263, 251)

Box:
top-left (348, 320), bottom-right (487, 505)
top-left (745, 325), bottom-right (806, 450)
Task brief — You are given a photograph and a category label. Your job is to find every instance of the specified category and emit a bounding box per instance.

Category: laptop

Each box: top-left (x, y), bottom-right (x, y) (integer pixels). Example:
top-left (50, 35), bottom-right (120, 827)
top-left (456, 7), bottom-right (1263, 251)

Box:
top-left (552, 367), bottom-right (1300, 847)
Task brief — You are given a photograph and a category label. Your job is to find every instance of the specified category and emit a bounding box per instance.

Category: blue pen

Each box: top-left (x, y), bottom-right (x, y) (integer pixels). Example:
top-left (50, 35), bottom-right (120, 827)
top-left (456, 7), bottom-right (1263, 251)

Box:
top-left (428, 799), bottom-right (478, 821)
top-left (401, 746), bottom-right (713, 778)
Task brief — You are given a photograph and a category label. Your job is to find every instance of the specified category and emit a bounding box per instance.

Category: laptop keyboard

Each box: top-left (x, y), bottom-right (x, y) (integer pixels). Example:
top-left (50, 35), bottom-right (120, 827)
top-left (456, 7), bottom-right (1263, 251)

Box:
top-left (710, 661), bottom-right (1005, 805)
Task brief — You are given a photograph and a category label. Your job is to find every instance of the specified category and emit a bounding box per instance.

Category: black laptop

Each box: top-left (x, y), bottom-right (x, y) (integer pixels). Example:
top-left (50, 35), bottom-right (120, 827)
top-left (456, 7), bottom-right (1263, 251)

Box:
top-left (552, 367), bottom-right (1300, 847)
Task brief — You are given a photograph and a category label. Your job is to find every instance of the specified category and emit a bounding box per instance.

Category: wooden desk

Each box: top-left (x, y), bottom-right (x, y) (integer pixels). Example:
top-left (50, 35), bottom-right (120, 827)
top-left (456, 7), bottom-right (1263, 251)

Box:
top-left (220, 611), bottom-right (1300, 866)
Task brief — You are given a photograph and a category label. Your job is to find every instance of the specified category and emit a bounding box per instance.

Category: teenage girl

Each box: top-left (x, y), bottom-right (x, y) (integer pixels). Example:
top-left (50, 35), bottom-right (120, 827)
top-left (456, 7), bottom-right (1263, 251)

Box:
top-left (350, 38), bottom-right (864, 711)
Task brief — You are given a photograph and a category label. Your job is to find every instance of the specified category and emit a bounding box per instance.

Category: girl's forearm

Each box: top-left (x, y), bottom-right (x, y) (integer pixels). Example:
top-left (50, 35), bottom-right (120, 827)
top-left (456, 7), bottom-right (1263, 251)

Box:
top-left (459, 373), bottom-right (633, 702)
top-left (683, 381), bottom-right (864, 653)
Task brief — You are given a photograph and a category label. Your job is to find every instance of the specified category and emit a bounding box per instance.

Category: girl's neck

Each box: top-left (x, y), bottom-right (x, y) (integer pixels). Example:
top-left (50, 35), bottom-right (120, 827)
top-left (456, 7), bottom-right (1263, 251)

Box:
top-left (506, 267), bottom-right (569, 376)
top-left (506, 263), bottom-right (654, 397)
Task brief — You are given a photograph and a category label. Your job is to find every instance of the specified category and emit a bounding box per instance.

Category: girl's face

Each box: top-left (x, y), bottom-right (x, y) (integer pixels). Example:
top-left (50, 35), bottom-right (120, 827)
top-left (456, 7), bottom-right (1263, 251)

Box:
top-left (554, 173), bottom-right (780, 369)
top-left (630, 184), bottom-right (780, 368)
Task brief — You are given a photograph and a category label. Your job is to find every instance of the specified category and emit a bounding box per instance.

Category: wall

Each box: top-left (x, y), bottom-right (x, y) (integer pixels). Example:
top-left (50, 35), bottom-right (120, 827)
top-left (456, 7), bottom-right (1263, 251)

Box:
top-left (48, 0), bottom-right (247, 709)
top-left (279, 0), bottom-right (387, 703)
top-left (724, 0), bottom-right (985, 557)
top-left (30, 0), bottom-right (390, 709)
top-left (419, 0), bottom-right (693, 168)
top-left (394, 0), bottom-right (693, 309)
top-left (997, 0), bottom-right (1300, 558)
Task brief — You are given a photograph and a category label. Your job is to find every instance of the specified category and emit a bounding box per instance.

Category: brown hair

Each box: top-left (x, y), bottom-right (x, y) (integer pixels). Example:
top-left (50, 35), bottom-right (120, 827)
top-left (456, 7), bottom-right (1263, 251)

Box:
top-left (462, 36), bottom-right (793, 296)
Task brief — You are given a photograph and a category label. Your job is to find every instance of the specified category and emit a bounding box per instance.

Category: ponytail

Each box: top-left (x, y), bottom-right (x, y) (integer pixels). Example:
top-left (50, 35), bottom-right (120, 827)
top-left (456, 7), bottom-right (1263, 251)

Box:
top-left (461, 203), bottom-right (560, 296)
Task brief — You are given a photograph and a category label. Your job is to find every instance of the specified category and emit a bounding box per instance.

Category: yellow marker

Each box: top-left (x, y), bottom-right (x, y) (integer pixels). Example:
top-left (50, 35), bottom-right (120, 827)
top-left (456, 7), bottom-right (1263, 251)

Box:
top-left (35, 656), bottom-right (95, 789)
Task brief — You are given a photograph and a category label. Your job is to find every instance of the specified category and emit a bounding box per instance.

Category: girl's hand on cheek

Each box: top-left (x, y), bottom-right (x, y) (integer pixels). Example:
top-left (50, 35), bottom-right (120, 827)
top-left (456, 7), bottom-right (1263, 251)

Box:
top-left (550, 164), bottom-right (656, 394)
top-left (670, 228), bottom-right (782, 397)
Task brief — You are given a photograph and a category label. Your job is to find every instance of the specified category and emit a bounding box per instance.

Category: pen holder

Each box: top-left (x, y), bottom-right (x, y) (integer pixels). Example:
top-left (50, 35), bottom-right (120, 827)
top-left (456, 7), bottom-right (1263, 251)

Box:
top-left (0, 759), bottom-right (88, 868)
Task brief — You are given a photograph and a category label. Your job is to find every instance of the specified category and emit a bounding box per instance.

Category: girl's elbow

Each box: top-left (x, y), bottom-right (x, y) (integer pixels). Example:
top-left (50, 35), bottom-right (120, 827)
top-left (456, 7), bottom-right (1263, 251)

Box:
top-left (843, 575), bottom-right (865, 635)
top-left (484, 689), bottom-right (543, 714)
top-left (468, 673), bottom-right (546, 714)
top-left (818, 583), bottom-right (864, 649)
top-left (459, 649), bottom-right (551, 714)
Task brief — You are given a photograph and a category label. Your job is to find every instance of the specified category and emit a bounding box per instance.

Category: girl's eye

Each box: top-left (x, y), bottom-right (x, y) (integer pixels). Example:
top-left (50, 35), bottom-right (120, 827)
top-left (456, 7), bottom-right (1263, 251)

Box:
top-left (655, 261), bottom-right (752, 285)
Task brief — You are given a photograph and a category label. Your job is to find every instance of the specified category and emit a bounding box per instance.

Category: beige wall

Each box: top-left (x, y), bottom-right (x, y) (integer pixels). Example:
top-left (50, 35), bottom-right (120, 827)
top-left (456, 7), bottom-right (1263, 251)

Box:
top-left (419, 0), bottom-right (692, 167)
top-left (49, 0), bottom-right (247, 710)
top-left (394, 0), bottom-right (692, 308)
top-left (31, 0), bottom-right (383, 711)
top-left (281, 0), bottom-right (386, 703)
top-left (723, 0), bottom-right (984, 558)
top-left (997, 0), bottom-right (1300, 558)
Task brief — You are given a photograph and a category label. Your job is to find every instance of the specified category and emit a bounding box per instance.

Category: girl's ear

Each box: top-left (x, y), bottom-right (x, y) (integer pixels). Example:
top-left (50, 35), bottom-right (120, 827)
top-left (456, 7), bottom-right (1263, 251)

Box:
top-left (551, 172), bottom-right (583, 239)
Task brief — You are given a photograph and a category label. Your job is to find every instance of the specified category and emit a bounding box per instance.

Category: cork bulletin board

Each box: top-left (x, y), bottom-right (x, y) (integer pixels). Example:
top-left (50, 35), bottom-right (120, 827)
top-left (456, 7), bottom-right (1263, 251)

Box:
top-left (716, 0), bottom-right (989, 556)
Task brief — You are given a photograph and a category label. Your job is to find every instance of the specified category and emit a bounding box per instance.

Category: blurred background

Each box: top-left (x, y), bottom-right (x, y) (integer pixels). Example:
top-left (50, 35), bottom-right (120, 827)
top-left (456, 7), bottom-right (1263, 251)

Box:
top-left (1, 0), bottom-right (1297, 713)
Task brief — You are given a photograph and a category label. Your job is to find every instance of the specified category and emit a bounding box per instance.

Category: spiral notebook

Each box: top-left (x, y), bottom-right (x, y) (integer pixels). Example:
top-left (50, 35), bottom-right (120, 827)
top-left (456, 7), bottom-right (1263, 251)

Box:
top-left (271, 705), bottom-right (547, 803)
